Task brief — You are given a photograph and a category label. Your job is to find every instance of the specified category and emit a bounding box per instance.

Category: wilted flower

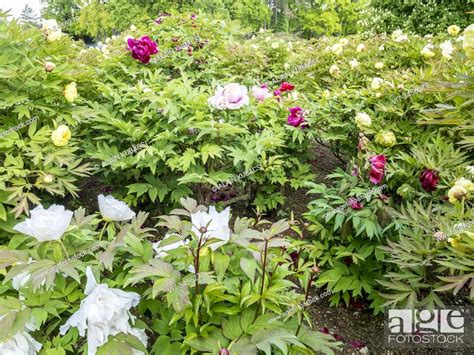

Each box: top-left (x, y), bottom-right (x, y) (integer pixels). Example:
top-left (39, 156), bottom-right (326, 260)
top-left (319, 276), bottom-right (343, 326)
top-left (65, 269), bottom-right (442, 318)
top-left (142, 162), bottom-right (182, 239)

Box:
top-left (42, 19), bottom-right (62, 41)
top-left (51, 125), bottom-right (71, 146)
top-left (287, 106), bottom-right (306, 128)
top-left (374, 62), bottom-right (384, 69)
top-left (440, 40), bottom-right (454, 59)
top-left (357, 134), bottom-right (369, 151)
top-left (329, 64), bottom-right (340, 77)
top-left (375, 131), bottom-right (396, 147)
top-left (371, 77), bottom-right (384, 90)
top-left (391, 29), bottom-right (408, 42)
top-left (369, 155), bottom-right (386, 185)
top-left (251, 84), bottom-right (272, 102)
top-left (191, 206), bottom-right (231, 250)
top-left (127, 36), bottom-right (158, 64)
top-left (349, 59), bottom-right (359, 69)
top-left (64, 82), bottom-right (78, 102)
top-left (59, 267), bottom-right (145, 355)
top-left (355, 112), bottom-right (371, 128)
top-left (463, 24), bottom-right (474, 59)
top-left (13, 204), bottom-right (73, 242)
top-left (447, 25), bottom-right (461, 36)
top-left (279, 82), bottom-right (295, 92)
top-left (419, 169), bottom-right (439, 192)
top-left (98, 194), bottom-right (135, 222)
top-left (331, 43), bottom-right (343, 55)
top-left (208, 83), bottom-right (249, 110)
top-left (44, 61), bottom-right (56, 72)
top-left (421, 44), bottom-right (435, 58)
top-left (356, 43), bottom-right (365, 52)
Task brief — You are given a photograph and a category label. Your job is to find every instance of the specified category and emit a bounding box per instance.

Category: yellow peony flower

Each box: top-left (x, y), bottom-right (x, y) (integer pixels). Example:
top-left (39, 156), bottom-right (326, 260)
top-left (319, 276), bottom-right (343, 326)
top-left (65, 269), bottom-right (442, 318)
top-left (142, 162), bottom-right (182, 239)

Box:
top-left (374, 62), bottom-right (384, 69)
top-left (463, 24), bottom-right (474, 59)
top-left (447, 237), bottom-right (460, 248)
top-left (448, 185), bottom-right (467, 204)
top-left (339, 38), bottom-right (349, 46)
top-left (375, 131), bottom-right (396, 147)
top-left (64, 82), bottom-right (78, 103)
top-left (51, 125), bottom-right (71, 146)
top-left (455, 177), bottom-right (474, 191)
top-left (447, 25), bottom-right (461, 36)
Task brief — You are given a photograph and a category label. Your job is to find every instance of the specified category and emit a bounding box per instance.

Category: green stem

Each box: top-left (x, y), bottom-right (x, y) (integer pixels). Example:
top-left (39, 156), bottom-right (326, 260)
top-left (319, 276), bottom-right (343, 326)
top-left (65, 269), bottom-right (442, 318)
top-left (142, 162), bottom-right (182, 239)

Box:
top-left (98, 222), bottom-right (108, 241)
top-left (59, 240), bottom-right (69, 258)
top-left (296, 276), bottom-right (313, 336)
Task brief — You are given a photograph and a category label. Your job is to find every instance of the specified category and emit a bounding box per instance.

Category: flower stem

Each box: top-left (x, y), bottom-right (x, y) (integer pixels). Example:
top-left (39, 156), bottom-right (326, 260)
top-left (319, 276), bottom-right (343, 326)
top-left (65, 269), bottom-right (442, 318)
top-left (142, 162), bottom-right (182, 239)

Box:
top-left (98, 222), bottom-right (108, 241)
top-left (296, 276), bottom-right (313, 336)
top-left (59, 240), bottom-right (69, 258)
top-left (254, 238), bottom-right (269, 321)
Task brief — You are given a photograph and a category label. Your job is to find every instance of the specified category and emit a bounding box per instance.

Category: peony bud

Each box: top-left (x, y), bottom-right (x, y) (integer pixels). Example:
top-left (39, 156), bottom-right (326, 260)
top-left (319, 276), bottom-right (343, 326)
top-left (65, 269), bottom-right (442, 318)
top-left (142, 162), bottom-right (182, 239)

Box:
top-left (375, 131), bottom-right (396, 147)
top-left (44, 61), bottom-right (56, 72)
top-left (218, 349), bottom-right (230, 355)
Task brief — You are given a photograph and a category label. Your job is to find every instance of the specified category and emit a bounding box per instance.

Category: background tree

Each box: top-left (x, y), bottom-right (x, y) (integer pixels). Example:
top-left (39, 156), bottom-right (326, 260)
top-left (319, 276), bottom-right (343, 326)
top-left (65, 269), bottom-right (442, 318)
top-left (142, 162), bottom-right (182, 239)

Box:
top-left (19, 5), bottom-right (40, 27)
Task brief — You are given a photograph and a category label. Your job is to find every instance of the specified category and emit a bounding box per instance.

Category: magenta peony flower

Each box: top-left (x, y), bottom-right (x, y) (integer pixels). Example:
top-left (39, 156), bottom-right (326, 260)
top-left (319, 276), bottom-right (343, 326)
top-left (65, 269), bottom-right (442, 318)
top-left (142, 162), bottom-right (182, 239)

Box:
top-left (369, 155), bottom-right (386, 185)
top-left (348, 197), bottom-right (363, 210)
top-left (279, 82), bottom-right (295, 92)
top-left (419, 168), bottom-right (439, 192)
top-left (287, 106), bottom-right (306, 127)
top-left (127, 36), bottom-right (158, 64)
top-left (274, 89), bottom-right (281, 97)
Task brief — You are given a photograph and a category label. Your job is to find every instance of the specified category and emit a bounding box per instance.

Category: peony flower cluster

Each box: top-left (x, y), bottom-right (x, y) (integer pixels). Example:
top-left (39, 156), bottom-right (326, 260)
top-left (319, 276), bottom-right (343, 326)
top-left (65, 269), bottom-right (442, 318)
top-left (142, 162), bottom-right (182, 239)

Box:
top-left (208, 83), bottom-right (249, 110)
top-left (127, 36), bottom-right (158, 64)
top-left (60, 267), bottom-right (146, 355)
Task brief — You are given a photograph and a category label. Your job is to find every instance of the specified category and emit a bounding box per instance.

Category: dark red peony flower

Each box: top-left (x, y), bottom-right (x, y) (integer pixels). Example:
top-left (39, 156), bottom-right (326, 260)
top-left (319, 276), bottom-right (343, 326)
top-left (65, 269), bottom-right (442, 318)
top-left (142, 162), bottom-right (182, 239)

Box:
top-left (333, 334), bottom-right (344, 341)
top-left (348, 197), bottom-right (363, 210)
top-left (350, 340), bottom-right (366, 349)
top-left (287, 106), bottom-right (307, 128)
top-left (279, 82), bottom-right (295, 92)
top-left (320, 327), bottom-right (330, 334)
top-left (369, 155), bottom-right (386, 185)
top-left (127, 36), bottom-right (158, 64)
top-left (419, 168), bottom-right (439, 192)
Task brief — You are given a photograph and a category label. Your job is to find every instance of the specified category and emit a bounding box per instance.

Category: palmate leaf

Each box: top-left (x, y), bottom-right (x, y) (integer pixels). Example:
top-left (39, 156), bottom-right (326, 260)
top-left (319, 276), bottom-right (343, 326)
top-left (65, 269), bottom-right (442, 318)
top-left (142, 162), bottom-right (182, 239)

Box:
top-left (97, 332), bottom-right (147, 355)
top-left (297, 327), bottom-right (340, 355)
top-left (251, 329), bottom-right (304, 355)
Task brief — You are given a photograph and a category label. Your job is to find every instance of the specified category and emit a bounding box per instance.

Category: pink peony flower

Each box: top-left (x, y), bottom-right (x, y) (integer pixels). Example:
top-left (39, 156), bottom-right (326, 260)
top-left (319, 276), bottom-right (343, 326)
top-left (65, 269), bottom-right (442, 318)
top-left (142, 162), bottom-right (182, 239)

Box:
top-left (279, 82), bottom-right (295, 92)
top-left (419, 169), bottom-right (439, 192)
top-left (251, 84), bottom-right (272, 102)
top-left (208, 83), bottom-right (249, 110)
top-left (369, 155), bottom-right (386, 185)
top-left (287, 106), bottom-right (306, 128)
top-left (348, 197), bottom-right (363, 210)
top-left (127, 36), bottom-right (158, 64)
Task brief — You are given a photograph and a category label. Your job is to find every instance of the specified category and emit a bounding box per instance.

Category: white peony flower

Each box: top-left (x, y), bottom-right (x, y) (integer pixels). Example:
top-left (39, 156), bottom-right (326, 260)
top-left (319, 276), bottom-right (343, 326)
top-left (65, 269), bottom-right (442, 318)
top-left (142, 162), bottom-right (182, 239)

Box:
top-left (349, 59), bottom-right (359, 69)
top-left (339, 38), bottom-right (349, 46)
top-left (271, 42), bottom-right (279, 49)
top-left (191, 206), bottom-right (230, 250)
top-left (440, 40), bottom-right (454, 59)
top-left (208, 83), bottom-right (249, 110)
top-left (355, 112), bottom-right (372, 128)
top-left (59, 267), bottom-right (143, 355)
top-left (42, 19), bottom-right (62, 41)
top-left (0, 324), bottom-right (42, 355)
top-left (356, 43), bottom-right (365, 53)
top-left (13, 205), bottom-right (73, 242)
top-left (153, 233), bottom-right (188, 258)
top-left (371, 77), bottom-right (384, 90)
top-left (331, 43), bottom-right (343, 55)
top-left (378, 44), bottom-right (385, 51)
top-left (374, 62), bottom-right (384, 69)
top-left (421, 44), bottom-right (435, 58)
top-left (466, 166), bottom-right (474, 175)
top-left (329, 64), bottom-right (340, 77)
top-left (98, 194), bottom-right (135, 222)
top-left (391, 29), bottom-right (408, 42)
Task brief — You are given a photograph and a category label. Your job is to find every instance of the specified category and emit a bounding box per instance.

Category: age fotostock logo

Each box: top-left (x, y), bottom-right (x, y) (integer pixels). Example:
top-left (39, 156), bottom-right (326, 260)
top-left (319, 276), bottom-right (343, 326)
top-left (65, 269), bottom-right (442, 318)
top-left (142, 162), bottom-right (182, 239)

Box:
top-left (385, 308), bottom-right (473, 349)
